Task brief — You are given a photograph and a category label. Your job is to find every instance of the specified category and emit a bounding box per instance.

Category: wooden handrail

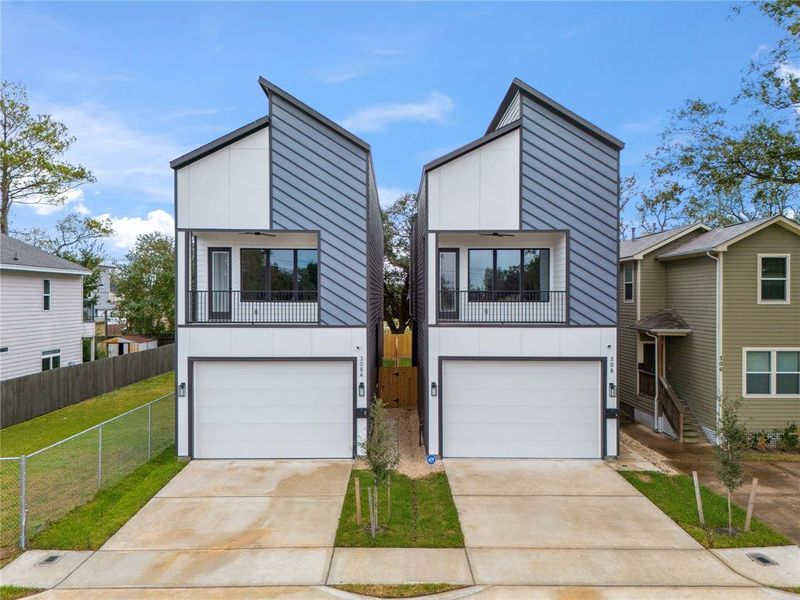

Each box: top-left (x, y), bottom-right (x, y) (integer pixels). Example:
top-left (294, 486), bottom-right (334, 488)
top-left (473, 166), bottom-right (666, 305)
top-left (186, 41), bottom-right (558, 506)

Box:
top-left (657, 375), bottom-right (685, 443)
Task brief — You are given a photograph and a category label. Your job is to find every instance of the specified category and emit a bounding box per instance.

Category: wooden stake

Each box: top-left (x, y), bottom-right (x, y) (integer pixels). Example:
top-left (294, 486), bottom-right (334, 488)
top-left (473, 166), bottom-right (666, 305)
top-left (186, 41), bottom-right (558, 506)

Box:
top-left (744, 477), bottom-right (759, 533)
top-left (692, 471), bottom-right (705, 528)
top-left (387, 473), bottom-right (392, 523)
top-left (367, 486), bottom-right (375, 537)
top-left (374, 485), bottom-right (379, 529)
top-left (355, 478), bottom-right (362, 525)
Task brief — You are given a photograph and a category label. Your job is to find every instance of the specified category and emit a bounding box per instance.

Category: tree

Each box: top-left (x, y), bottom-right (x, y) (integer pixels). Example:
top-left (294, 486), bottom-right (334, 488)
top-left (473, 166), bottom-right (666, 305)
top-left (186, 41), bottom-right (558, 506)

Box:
top-left (0, 81), bottom-right (94, 233)
top-left (715, 395), bottom-right (749, 535)
top-left (638, 2), bottom-right (800, 229)
top-left (17, 213), bottom-right (113, 304)
top-left (359, 397), bottom-right (399, 537)
top-left (618, 175), bottom-right (639, 239)
top-left (115, 232), bottom-right (175, 337)
top-left (382, 192), bottom-right (416, 333)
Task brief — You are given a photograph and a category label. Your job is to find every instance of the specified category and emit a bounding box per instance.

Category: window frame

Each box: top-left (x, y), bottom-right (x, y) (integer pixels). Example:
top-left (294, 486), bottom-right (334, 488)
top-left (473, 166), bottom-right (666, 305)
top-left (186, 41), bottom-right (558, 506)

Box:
top-left (43, 279), bottom-right (51, 311)
top-left (41, 348), bottom-right (61, 372)
top-left (623, 262), bottom-right (635, 304)
top-left (757, 254), bottom-right (790, 305)
top-left (466, 247), bottom-right (551, 302)
top-left (239, 248), bottom-right (319, 302)
top-left (742, 347), bottom-right (800, 398)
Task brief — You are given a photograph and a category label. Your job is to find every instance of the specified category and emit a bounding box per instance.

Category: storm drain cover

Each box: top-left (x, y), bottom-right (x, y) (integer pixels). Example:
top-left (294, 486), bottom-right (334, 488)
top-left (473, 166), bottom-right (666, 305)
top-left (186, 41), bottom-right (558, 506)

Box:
top-left (36, 554), bottom-right (63, 566)
top-left (746, 552), bottom-right (779, 566)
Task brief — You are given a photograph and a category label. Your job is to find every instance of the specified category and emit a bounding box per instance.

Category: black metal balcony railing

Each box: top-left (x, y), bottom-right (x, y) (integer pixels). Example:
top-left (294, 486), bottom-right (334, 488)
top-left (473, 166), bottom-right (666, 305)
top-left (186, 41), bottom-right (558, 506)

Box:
top-left (190, 290), bottom-right (318, 324)
top-left (437, 290), bottom-right (566, 323)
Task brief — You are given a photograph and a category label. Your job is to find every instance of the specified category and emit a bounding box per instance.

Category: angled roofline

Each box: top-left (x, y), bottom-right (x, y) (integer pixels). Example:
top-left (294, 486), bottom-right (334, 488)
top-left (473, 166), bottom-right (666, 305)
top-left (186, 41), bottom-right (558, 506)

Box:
top-left (258, 77), bottom-right (371, 152)
top-left (0, 263), bottom-right (90, 276)
top-left (620, 223), bottom-right (710, 261)
top-left (656, 215), bottom-right (800, 261)
top-left (423, 119), bottom-right (521, 173)
top-left (485, 78), bottom-right (625, 151)
top-left (170, 116), bottom-right (270, 170)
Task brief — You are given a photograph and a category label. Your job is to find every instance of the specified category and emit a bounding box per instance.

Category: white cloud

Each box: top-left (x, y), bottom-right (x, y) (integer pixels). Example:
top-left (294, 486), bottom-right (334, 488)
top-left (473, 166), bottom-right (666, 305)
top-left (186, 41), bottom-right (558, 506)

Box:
top-left (342, 92), bottom-right (454, 133)
top-left (99, 209), bottom-right (174, 250)
top-left (621, 114), bottom-right (663, 133)
top-left (36, 99), bottom-right (182, 205)
top-left (25, 189), bottom-right (89, 216)
top-left (378, 187), bottom-right (408, 207)
top-left (777, 62), bottom-right (800, 80)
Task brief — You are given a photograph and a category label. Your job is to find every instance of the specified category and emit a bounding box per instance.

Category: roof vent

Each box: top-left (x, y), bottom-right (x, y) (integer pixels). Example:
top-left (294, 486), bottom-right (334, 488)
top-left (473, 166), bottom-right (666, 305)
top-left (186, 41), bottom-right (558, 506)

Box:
top-left (746, 552), bottom-right (779, 566)
top-left (12, 252), bottom-right (19, 261)
top-left (36, 553), bottom-right (64, 566)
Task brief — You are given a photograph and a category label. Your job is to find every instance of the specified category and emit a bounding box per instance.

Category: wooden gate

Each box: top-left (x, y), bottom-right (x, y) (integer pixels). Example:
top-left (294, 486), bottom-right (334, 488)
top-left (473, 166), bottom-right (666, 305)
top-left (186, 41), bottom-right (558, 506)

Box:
top-left (379, 366), bottom-right (418, 409)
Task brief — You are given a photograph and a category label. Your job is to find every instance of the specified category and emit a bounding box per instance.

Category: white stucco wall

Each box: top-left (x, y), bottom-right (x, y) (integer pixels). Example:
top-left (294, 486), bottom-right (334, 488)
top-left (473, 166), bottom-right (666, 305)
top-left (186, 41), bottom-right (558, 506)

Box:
top-left (176, 127), bottom-right (270, 230)
top-left (428, 129), bottom-right (520, 231)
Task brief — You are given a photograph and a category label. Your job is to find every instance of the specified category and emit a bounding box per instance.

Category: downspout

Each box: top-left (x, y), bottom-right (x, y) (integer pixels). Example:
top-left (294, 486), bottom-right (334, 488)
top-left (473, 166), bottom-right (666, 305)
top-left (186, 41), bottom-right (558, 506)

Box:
top-left (706, 251), bottom-right (722, 438)
top-left (646, 331), bottom-right (659, 432)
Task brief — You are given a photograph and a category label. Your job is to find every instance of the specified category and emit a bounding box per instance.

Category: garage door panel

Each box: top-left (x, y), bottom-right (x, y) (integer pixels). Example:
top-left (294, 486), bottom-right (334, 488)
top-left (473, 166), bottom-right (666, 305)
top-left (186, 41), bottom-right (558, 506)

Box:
top-left (442, 360), bottom-right (601, 459)
top-left (193, 360), bottom-right (353, 459)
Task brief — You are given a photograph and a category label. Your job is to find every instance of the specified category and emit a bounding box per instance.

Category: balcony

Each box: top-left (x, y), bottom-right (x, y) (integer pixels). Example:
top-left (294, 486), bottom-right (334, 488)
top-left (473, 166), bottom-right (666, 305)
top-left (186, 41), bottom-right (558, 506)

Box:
top-left (189, 290), bottom-right (318, 324)
top-left (437, 290), bottom-right (566, 323)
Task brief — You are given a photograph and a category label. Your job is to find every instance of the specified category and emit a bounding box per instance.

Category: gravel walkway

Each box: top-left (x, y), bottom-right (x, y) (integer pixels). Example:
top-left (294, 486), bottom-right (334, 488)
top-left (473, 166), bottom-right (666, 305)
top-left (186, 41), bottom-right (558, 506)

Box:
top-left (354, 408), bottom-right (443, 479)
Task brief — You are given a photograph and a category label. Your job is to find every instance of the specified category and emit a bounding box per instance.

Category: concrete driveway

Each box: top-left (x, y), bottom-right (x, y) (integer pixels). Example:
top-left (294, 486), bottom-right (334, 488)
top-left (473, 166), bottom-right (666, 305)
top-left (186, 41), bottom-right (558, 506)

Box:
top-left (445, 459), bottom-right (756, 588)
top-left (57, 460), bottom-right (352, 589)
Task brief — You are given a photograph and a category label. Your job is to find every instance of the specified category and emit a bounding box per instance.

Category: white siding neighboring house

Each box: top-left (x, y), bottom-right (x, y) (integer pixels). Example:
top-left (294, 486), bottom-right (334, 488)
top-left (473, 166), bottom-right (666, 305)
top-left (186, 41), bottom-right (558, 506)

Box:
top-left (0, 233), bottom-right (92, 381)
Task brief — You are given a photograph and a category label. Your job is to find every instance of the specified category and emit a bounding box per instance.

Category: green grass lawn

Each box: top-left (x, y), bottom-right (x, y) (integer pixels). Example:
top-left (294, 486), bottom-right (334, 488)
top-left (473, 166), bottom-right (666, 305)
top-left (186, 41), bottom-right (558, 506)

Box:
top-left (335, 470), bottom-right (463, 548)
top-left (333, 584), bottom-right (467, 598)
top-left (31, 446), bottom-right (185, 550)
top-left (0, 586), bottom-right (41, 600)
top-left (743, 450), bottom-right (800, 462)
top-left (0, 372), bottom-right (174, 457)
top-left (382, 358), bottom-right (412, 368)
top-left (620, 470), bottom-right (791, 548)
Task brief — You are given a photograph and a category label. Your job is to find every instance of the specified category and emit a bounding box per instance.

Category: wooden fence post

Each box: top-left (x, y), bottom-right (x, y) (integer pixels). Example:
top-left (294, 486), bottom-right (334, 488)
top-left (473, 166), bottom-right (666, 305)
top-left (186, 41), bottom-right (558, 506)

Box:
top-left (355, 477), bottom-right (362, 525)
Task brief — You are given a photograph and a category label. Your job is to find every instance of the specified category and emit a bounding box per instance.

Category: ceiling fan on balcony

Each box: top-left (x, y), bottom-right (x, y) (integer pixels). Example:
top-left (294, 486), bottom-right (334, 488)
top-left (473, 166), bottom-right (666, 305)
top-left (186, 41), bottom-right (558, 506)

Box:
top-left (237, 231), bottom-right (276, 237)
top-left (479, 232), bottom-right (515, 237)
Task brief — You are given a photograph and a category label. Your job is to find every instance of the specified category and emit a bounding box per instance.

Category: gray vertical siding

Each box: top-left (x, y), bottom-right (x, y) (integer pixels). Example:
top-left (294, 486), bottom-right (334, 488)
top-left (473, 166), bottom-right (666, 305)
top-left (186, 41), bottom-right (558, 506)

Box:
top-left (366, 157), bottom-right (384, 397)
top-left (412, 178), bottom-right (429, 450)
top-left (519, 94), bottom-right (619, 326)
top-left (269, 94), bottom-right (368, 326)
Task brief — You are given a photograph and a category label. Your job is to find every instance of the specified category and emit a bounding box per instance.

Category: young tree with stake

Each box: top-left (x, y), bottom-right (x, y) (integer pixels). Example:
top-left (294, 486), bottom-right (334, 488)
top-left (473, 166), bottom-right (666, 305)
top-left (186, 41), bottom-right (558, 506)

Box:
top-left (715, 395), bottom-right (749, 535)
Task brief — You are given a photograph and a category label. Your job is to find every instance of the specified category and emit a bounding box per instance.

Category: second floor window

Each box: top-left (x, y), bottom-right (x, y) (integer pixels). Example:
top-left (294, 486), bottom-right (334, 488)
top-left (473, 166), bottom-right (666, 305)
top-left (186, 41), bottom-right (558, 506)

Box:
top-left (623, 263), bottom-right (634, 303)
top-left (468, 248), bottom-right (549, 301)
top-left (240, 248), bottom-right (318, 301)
top-left (43, 279), bottom-right (51, 311)
top-left (758, 255), bottom-right (789, 303)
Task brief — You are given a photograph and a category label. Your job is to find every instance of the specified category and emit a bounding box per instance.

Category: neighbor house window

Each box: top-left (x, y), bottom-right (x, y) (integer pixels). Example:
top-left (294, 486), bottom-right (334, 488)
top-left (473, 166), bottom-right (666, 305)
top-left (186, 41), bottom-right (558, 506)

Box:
top-left (623, 263), bottom-right (635, 303)
top-left (758, 255), bottom-right (790, 303)
top-left (240, 249), bottom-right (318, 301)
top-left (41, 349), bottom-right (61, 371)
top-left (468, 248), bottom-right (550, 301)
top-left (43, 279), bottom-right (51, 311)
top-left (745, 349), bottom-right (800, 396)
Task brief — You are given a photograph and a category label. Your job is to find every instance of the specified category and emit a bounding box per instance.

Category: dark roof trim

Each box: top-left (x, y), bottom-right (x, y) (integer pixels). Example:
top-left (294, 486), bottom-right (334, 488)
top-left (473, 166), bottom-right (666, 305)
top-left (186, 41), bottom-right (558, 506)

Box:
top-left (170, 116), bottom-right (270, 169)
top-left (486, 78), bottom-right (625, 151)
top-left (423, 119), bottom-right (521, 173)
top-left (258, 77), bottom-right (371, 152)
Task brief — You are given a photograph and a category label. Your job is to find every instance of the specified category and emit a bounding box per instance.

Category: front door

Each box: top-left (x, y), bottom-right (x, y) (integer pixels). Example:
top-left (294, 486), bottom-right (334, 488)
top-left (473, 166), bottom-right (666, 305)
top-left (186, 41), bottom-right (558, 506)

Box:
top-left (209, 248), bottom-right (231, 320)
top-left (438, 249), bottom-right (459, 321)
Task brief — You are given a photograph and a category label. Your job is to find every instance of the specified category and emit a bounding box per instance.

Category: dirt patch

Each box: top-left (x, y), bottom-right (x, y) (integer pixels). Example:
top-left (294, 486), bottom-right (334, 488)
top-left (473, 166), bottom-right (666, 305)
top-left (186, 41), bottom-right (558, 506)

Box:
top-left (355, 409), bottom-right (443, 480)
top-left (619, 432), bottom-right (679, 475)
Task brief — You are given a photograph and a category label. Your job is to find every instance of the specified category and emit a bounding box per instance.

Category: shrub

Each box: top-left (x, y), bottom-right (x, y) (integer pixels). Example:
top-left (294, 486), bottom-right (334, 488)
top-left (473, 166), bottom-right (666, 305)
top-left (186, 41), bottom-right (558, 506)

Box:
top-left (748, 430), bottom-right (770, 451)
top-left (778, 422), bottom-right (798, 451)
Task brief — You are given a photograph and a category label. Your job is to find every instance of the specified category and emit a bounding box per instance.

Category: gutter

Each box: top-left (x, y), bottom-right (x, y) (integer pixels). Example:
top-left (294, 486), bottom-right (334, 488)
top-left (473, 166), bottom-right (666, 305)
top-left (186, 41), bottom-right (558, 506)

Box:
top-left (646, 331), bottom-right (659, 432)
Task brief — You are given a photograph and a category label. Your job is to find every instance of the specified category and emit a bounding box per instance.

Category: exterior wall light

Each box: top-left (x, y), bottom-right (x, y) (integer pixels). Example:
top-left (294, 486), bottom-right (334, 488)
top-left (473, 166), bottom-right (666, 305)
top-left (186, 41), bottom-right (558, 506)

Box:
top-left (358, 382), bottom-right (365, 397)
top-left (609, 383), bottom-right (616, 397)
top-left (178, 382), bottom-right (186, 397)
top-left (431, 382), bottom-right (438, 397)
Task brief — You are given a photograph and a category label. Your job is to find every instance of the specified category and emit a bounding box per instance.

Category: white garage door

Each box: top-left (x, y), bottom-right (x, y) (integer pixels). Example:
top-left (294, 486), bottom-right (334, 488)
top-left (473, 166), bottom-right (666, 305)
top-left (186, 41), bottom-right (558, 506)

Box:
top-left (442, 360), bottom-right (602, 458)
top-left (193, 360), bottom-right (353, 459)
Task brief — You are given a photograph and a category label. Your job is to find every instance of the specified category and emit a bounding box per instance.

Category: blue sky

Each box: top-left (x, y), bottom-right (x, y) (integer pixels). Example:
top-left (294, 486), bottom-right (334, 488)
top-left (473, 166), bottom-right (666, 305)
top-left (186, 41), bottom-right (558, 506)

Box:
top-left (3, 1), bottom-right (785, 257)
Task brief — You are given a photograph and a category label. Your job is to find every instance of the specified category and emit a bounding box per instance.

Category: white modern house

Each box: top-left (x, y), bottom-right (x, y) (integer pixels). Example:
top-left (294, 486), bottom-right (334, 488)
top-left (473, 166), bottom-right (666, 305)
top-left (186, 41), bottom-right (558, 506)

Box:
top-left (0, 233), bottom-right (94, 381)
top-left (411, 78), bottom-right (623, 459)
top-left (171, 78), bottom-right (383, 460)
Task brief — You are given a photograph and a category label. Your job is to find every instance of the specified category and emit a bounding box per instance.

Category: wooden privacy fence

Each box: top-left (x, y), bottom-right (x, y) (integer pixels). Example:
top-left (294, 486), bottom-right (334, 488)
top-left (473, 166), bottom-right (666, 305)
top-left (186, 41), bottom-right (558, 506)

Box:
top-left (383, 333), bottom-right (412, 361)
top-left (380, 366), bottom-right (418, 409)
top-left (1, 344), bottom-right (174, 427)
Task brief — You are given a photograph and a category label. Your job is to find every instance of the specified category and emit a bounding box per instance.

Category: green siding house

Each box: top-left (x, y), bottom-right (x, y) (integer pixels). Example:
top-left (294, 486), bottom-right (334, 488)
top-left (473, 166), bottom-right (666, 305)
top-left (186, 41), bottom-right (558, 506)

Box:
top-left (618, 216), bottom-right (800, 442)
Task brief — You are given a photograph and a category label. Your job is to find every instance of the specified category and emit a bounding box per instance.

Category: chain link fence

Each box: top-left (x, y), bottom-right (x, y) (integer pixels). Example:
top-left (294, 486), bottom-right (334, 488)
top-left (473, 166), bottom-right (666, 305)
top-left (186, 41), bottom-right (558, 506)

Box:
top-left (1, 393), bottom-right (174, 549)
